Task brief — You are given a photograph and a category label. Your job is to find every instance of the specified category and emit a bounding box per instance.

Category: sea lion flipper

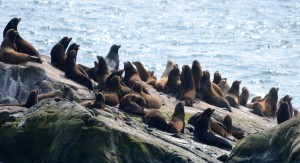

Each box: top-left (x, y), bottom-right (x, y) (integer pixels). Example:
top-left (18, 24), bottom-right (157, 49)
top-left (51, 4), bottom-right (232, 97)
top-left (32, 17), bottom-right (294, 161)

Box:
top-left (29, 56), bottom-right (43, 63)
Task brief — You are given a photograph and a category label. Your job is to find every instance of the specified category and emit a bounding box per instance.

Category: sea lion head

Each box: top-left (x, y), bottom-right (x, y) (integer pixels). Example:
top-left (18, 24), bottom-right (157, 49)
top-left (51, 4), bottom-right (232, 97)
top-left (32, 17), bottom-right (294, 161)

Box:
top-left (60, 37), bottom-right (72, 49)
top-left (269, 87), bottom-right (279, 99)
top-left (231, 80), bottom-right (241, 91)
top-left (242, 87), bottom-right (249, 93)
top-left (213, 71), bottom-right (222, 84)
top-left (202, 108), bottom-right (215, 118)
top-left (223, 115), bottom-right (232, 132)
top-left (173, 101), bottom-right (185, 118)
top-left (131, 94), bottom-right (146, 108)
top-left (131, 81), bottom-right (143, 93)
top-left (5, 29), bottom-right (19, 39)
top-left (282, 95), bottom-right (292, 102)
top-left (3, 18), bottom-right (21, 37)
top-left (107, 75), bottom-right (121, 91)
top-left (67, 43), bottom-right (80, 54)
top-left (110, 44), bottom-right (121, 53)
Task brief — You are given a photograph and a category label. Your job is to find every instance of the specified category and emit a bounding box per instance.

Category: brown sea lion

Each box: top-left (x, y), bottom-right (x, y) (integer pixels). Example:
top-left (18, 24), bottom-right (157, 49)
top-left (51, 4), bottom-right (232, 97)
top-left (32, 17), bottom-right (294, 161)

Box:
top-left (278, 95), bottom-right (293, 118)
top-left (225, 80), bottom-right (241, 108)
top-left (104, 76), bottom-right (121, 106)
top-left (212, 82), bottom-right (225, 97)
top-left (66, 43), bottom-right (80, 58)
top-left (201, 71), bottom-right (232, 112)
top-left (0, 90), bottom-right (38, 108)
top-left (168, 102), bottom-right (185, 134)
top-left (78, 61), bottom-right (98, 82)
top-left (132, 61), bottom-right (156, 86)
top-left (3, 18), bottom-right (43, 63)
top-left (192, 60), bottom-right (202, 93)
top-left (251, 95), bottom-right (262, 103)
top-left (213, 71), bottom-right (223, 85)
top-left (50, 36), bottom-right (72, 71)
top-left (223, 115), bottom-right (246, 140)
top-left (239, 87), bottom-right (249, 107)
top-left (155, 59), bottom-right (175, 92)
top-left (143, 110), bottom-right (168, 131)
top-left (178, 65), bottom-right (195, 107)
top-left (119, 93), bottom-right (146, 116)
top-left (132, 81), bottom-right (162, 109)
top-left (104, 69), bottom-right (124, 90)
top-left (96, 55), bottom-right (111, 90)
top-left (218, 79), bottom-right (230, 95)
top-left (194, 108), bottom-right (233, 149)
top-left (258, 87), bottom-right (279, 117)
top-left (123, 61), bottom-right (142, 88)
top-left (0, 29), bottom-right (41, 64)
top-left (90, 92), bottom-right (105, 109)
top-left (65, 50), bottom-right (94, 90)
top-left (210, 121), bottom-right (229, 138)
top-left (276, 102), bottom-right (291, 124)
top-left (165, 64), bottom-right (181, 95)
top-left (105, 44), bottom-right (121, 71)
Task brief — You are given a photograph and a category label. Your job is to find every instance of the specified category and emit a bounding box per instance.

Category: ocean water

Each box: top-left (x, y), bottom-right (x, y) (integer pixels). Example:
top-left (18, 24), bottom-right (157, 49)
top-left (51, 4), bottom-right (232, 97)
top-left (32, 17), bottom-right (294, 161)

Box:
top-left (1, 0), bottom-right (300, 107)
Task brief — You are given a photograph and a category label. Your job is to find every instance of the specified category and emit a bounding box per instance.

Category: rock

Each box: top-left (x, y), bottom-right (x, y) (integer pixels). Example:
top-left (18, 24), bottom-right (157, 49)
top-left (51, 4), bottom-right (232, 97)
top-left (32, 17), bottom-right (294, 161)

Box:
top-left (227, 117), bottom-right (300, 162)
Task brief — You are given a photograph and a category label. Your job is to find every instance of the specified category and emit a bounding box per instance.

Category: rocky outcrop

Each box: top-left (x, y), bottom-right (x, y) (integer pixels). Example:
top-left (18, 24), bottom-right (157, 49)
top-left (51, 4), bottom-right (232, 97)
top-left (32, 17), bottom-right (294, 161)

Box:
top-left (0, 56), bottom-right (279, 162)
top-left (227, 117), bottom-right (300, 162)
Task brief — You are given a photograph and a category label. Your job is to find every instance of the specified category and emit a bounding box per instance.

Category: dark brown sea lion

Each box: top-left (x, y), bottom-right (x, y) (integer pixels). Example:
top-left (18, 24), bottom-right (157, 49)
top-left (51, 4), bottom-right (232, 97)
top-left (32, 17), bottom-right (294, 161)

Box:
top-left (120, 93), bottom-right (146, 116)
top-left (178, 65), bottom-right (195, 107)
top-left (194, 108), bottom-right (233, 150)
top-left (123, 61), bottom-right (142, 88)
top-left (105, 44), bottom-right (121, 71)
top-left (104, 76), bottom-right (121, 106)
top-left (0, 29), bottom-right (41, 64)
top-left (132, 61), bottom-right (156, 86)
top-left (168, 102), bottom-right (185, 134)
top-left (104, 69), bottom-right (124, 90)
top-left (278, 95), bottom-right (293, 118)
top-left (0, 90), bottom-right (38, 108)
top-left (65, 50), bottom-right (94, 90)
top-left (218, 79), bottom-right (230, 95)
top-left (213, 71), bottom-right (223, 85)
top-left (201, 71), bottom-right (232, 112)
top-left (132, 81), bottom-right (162, 109)
top-left (66, 43), bottom-right (80, 58)
top-left (192, 60), bottom-right (202, 93)
top-left (96, 55), bottom-right (111, 90)
top-left (210, 121), bottom-right (228, 138)
top-left (225, 80), bottom-right (241, 108)
top-left (50, 37), bottom-right (72, 71)
top-left (187, 112), bottom-right (202, 126)
top-left (165, 64), bottom-right (181, 95)
top-left (276, 102), bottom-right (291, 124)
top-left (143, 110), bottom-right (168, 131)
top-left (258, 87), bottom-right (279, 117)
top-left (222, 115), bottom-right (246, 140)
top-left (3, 18), bottom-right (43, 63)
top-left (155, 59), bottom-right (175, 92)
top-left (90, 92), bottom-right (105, 109)
top-left (78, 61), bottom-right (98, 82)
top-left (212, 82), bottom-right (225, 97)
top-left (62, 85), bottom-right (75, 101)
top-left (239, 87), bottom-right (249, 107)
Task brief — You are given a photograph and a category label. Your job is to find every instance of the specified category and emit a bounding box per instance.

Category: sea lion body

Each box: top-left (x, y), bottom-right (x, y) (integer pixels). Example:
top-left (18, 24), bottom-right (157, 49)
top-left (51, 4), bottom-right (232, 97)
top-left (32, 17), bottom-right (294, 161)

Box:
top-left (258, 87), bottom-right (279, 117)
top-left (168, 102), bottom-right (185, 134)
top-left (143, 110), bottom-right (168, 131)
top-left (278, 95), bottom-right (293, 118)
top-left (65, 50), bottom-right (93, 90)
top-left (104, 76), bottom-right (121, 106)
top-left (179, 65), bottom-right (195, 107)
top-left (133, 61), bottom-right (156, 86)
top-left (50, 37), bottom-right (72, 71)
top-left (132, 81), bottom-right (161, 109)
top-left (96, 56), bottom-right (111, 90)
top-left (120, 94), bottom-right (146, 116)
top-left (155, 59), bottom-right (175, 92)
top-left (225, 80), bottom-right (241, 108)
top-left (218, 80), bottom-right (230, 95)
top-left (105, 44), bottom-right (121, 71)
top-left (165, 64), bottom-right (181, 95)
top-left (78, 62), bottom-right (98, 82)
top-left (277, 102), bottom-right (291, 124)
top-left (239, 87), bottom-right (249, 107)
top-left (124, 61), bottom-right (142, 88)
top-left (90, 92), bottom-right (105, 109)
top-left (192, 60), bottom-right (202, 93)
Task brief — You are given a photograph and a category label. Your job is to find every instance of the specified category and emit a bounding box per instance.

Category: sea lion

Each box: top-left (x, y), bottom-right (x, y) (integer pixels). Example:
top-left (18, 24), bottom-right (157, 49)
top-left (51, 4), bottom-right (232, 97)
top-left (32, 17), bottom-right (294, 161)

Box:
top-left (225, 80), bottom-right (241, 108)
top-left (223, 115), bottom-right (246, 140)
top-left (210, 121), bottom-right (228, 138)
top-left (119, 93), bottom-right (146, 116)
top-left (212, 82), bottom-right (225, 97)
top-left (277, 102), bottom-right (291, 124)
top-left (104, 69), bottom-right (124, 90)
top-left (239, 87), bottom-right (249, 107)
top-left (50, 36), bottom-right (72, 71)
top-left (294, 109), bottom-right (299, 117)
top-left (123, 61), bottom-right (142, 88)
top-left (178, 65), bottom-right (195, 107)
top-left (132, 81), bottom-right (162, 109)
top-left (65, 50), bottom-right (94, 90)
top-left (194, 108), bottom-right (233, 150)
top-left (201, 70), bottom-right (232, 112)
top-left (251, 95), bottom-right (262, 103)
top-left (0, 29), bottom-right (41, 64)
top-left (78, 61), bottom-right (98, 82)
top-left (90, 92), bottom-right (105, 109)
top-left (165, 64), bottom-right (181, 95)
top-left (0, 90), bottom-right (38, 108)
top-left (187, 112), bottom-right (202, 126)
top-left (66, 43), bottom-right (80, 58)
top-left (213, 71), bottom-right (223, 85)
top-left (155, 59), bottom-right (175, 92)
top-left (258, 87), bottom-right (279, 117)
top-left (218, 79), bottom-right (230, 95)
top-left (168, 102), bottom-right (185, 134)
top-left (3, 18), bottom-right (43, 63)
top-left (132, 61), bottom-right (156, 86)
top-left (278, 95), bottom-right (293, 118)
top-left (192, 60), bottom-right (202, 93)
top-left (96, 55), bottom-right (111, 90)
top-left (104, 76), bottom-right (121, 106)
top-left (105, 44), bottom-right (121, 71)
top-left (62, 85), bottom-right (75, 101)
top-left (143, 110), bottom-right (168, 131)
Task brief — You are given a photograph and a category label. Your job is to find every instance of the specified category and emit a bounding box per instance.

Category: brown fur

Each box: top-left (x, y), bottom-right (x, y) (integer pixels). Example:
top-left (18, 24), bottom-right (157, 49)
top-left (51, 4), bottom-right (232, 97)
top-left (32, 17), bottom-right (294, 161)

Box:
top-left (120, 94), bottom-right (146, 116)
top-left (210, 121), bottom-right (228, 137)
top-left (168, 102), bottom-right (185, 134)
top-left (165, 64), bottom-right (181, 94)
top-left (78, 61), bottom-right (98, 82)
top-left (65, 50), bottom-right (94, 90)
top-left (179, 65), bottom-right (195, 107)
top-left (226, 80), bottom-right (241, 108)
top-left (258, 87), bottom-right (279, 117)
top-left (104, 76), bottom-right (121, 106)
top-left (143, 110), bottom-right (168, 131)
top-left (240, 87), bottom-right (249, 106)
top-left (124, 61), bottom-right (142, 88)
top-left (90, 92), bottom-right (105, 109)
top-left (96, 56), bottom-right (111, 90)
top-left (223, 115), bottom-right (246, 140)
top-left (155, 59), bottom-right (175, 92)
top-left (212, 82), bottom-right (224, 97)
top-left (192, 60), bottom-right (202, 93)
top-left (133, 61), bottom-right (156, 86)
top-left (50, 37), bottom-right (72, 71)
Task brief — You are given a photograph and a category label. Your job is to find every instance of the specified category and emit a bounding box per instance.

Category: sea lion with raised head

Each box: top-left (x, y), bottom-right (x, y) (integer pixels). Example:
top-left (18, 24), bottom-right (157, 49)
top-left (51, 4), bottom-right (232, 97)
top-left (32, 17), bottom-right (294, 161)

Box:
top-left (258, 87), bottom-right (279, 117)
top-left (277, 102), bottom-right (291, 124)
top-left (194, 108), bottom-right (233, 150)
top-left (168, 102), bottom-right (185, 134)
top-left (0, 29), bottom-right (41, 64)
top-left (192, 60), bottom-right (202, 93)
top-left (65, 50), bottom-right (94, 90)
top-left (104, 69), bottom-right (124, 90)
top-left (96, 55), bottom-right (111, 90)
top-left (50, 36), bottom-right (72, 71)
top-left (123, 61), bottom-right (142, 88)
top-left (178, 65), bottom-right (195, 107)
top-left (225, 80), bottom-right (241, 108)
top-left (155, 59), bottom-right (175, 92)
top-left (278, 95), bottom-right (293, 118)
top-left (3, 18), bottom-right (43, 63)
top-left (165, 64), bottom-right (181, 95)
top-left (90, 92), bottom-right (105, 110)
top-left (218, 79), bottom-right (230, 95)
top-left (105, 44), bottom-right (121, 71)
top-left (132, 61), bottom-right (156, 86)
top-left (120, 93), bottom-right (146, 116)
top-left (239, 87), bottom-right (249, 107)
top-left (104, 76), bottom-right (121, 106)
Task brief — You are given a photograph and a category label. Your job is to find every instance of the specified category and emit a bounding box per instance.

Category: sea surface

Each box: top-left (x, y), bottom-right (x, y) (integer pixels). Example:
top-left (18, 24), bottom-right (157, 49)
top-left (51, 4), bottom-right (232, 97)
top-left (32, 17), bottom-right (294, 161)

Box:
top-left (1, 0), bottom-right (300, 107)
